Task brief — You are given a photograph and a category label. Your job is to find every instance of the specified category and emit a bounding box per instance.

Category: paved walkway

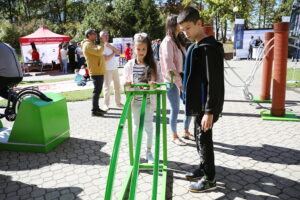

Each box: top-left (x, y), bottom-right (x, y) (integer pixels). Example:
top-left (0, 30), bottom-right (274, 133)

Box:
top-left (1, 60), bottom-right (300, 200)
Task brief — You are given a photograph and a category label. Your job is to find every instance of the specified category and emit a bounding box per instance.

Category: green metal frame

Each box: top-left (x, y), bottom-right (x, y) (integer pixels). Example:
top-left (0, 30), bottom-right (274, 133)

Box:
top-left (105, 75), bottom-right (173, 200)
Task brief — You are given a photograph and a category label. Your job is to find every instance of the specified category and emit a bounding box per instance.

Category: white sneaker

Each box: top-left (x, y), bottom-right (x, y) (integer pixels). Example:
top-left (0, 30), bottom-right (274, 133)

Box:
top-left (102, 105), bottom-right (110, 112)
top-left (116, 103), bottom-right (124, 108)
top-left (146, 151), bottom-right (154, 164)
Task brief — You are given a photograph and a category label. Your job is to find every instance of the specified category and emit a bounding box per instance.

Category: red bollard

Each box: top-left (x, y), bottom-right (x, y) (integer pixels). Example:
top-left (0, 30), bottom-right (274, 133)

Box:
top-left (202, 26), bottom-right (215, 37)
top-left (271, 22), bottom-right (290, 117)
top-left (260, 32), bottom-right (274, 100)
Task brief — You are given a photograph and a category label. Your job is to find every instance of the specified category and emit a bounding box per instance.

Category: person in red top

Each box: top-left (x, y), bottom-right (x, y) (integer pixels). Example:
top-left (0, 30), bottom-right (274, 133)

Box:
top-left (29, 43), bottom-right (41, 70)
top-left (32, 48), bottom-right (40, 61)
top-left (30, 43), bottom-right (40, 62)
top-left (124, 43), bottom-right (132, 61)
top-left (58, 43), bottom-right (63, 70)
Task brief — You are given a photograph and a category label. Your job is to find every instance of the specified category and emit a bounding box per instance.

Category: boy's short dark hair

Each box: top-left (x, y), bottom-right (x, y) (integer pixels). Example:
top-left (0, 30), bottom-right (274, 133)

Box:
top-left (177, 6), bottom-right (201, 24)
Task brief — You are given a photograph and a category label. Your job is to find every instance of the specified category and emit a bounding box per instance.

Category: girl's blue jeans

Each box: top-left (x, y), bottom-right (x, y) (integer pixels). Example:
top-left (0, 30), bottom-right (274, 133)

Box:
top-left (167, 84), bottom-right (192, 135)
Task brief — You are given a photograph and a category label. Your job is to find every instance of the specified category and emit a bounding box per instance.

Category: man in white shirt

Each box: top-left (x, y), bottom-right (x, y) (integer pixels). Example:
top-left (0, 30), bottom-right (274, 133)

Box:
top-left (76, 43), bottom-right (85, 68)
top-left (100, 31), bottom-right (123, 111)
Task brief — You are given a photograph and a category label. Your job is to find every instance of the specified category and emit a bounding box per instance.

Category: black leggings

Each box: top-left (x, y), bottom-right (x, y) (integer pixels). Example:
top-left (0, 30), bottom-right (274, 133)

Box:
top-left (0, 76), bottom-right (23, 99)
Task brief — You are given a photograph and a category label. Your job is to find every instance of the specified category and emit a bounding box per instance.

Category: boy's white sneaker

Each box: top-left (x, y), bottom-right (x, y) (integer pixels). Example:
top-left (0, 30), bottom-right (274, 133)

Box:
top-left (146, 151), bottom-right (154, 164)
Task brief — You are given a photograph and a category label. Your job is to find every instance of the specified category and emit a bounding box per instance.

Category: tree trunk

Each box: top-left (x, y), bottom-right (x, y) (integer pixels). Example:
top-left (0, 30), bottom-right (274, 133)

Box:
top-left (221, 22), bottom-right (224, 42)
top-left (263, 0), bottom-right (267, 28)
top-left (215, 15), bottom-right (219, 41)
top-left (258, 0), bottom-right (263, 28)
top-left (8, 0), bottom-right (14, 23)
top-left (223, 20), bottom-right (227, 43)
top-left (63, 0), bottom-right (67, 23)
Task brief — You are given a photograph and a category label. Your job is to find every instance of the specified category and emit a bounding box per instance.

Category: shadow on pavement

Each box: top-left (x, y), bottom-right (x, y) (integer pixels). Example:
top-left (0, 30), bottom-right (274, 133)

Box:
top-left (0, 175), bottom-right (83, 200)
top-left (224, 99), bottom-right (300, 104)
top-left (214, 142), bottom-right (300, 165)
top-left (221, 112), bottom-right (261, 118)
top-left (0, 137), bottom-right (110, 171)
top-left (165, 161), bottom-right (300, 200)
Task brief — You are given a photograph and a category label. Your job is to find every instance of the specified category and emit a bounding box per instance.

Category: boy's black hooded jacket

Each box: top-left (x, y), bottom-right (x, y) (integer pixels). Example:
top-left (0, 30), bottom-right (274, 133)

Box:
top-left (182, 36), bottom-right (224, 118)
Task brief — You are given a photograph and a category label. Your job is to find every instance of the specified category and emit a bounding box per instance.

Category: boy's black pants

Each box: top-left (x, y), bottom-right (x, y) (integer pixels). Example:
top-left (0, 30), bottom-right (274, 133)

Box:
top-left (194, 114), bottom-right (219, 181)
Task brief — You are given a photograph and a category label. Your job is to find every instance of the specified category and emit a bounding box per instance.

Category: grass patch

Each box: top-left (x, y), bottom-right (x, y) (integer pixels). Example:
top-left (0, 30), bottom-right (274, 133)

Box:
top-left (60, 89), bottom-right (94, 102)
top-left (0, 99), bottom-right (7, 107)
top-left (19, 78), bottom-right (73, 86)
top-left (0, 89), bottom-right (94, 107)
top-left (287, 68), bottom-right (300, 87)
top-left (0, 87), bottom-right (124, 106)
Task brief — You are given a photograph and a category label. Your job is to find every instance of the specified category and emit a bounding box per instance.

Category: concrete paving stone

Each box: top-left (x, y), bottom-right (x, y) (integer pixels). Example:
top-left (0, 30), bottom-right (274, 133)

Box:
top-left (40, 171), bottom-right (54, 179)
top-left (34, 196), bottom-right (45, 200)
top-left (246, 195), bottom-right (265, 200)
top-left (42, 181), bottom-right (57, 188)
top-left (243, 175), bottom-right (258, 184)
top-left (20, 194), bottom-right (31, 200)
top-left (17, 186), bottom-right (33, 196)
top-left (59, 189), bottom-right (70, 195)
top-left (0, 194), bottom-right (6, 200)
top-left (6, 191), bottom-right (17, 197)
top-left (5, 196), bottom-right (20, 200)
top-left (30, 188), bottom-right (46, 198)
top-left (5, 183), bottom-right (19, 193)
top-left (282, 187), bottom-right (300, 198)
top-left (60, 193), bottom-right (75, 200)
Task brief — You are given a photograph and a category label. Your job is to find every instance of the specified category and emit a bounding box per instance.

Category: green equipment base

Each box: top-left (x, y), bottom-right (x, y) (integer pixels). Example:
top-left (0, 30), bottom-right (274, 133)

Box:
top-left (260, 110), bottom-right (300, 122)
top-left (253, 97), bottom-right (272, 103)
top-left (0, 92), bottom-right (70, 153)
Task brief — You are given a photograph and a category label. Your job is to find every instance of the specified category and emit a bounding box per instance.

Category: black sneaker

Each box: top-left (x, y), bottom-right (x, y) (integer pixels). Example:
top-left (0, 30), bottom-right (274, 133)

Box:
top-left (189, 176), bottom-right (216, 193)
top-left (92, 110), bottom-right (104, 117)
top-left (185, 168), bottom-right (204, 181)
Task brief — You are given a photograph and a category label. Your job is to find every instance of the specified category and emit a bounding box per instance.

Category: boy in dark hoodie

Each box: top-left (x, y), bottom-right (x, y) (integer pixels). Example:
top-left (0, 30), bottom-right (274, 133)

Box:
top-left (178, 7), bottom-right (225, 192)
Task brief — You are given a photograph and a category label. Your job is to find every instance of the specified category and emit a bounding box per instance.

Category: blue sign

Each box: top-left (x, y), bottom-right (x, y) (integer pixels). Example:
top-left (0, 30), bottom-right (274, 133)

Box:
top-left (234, 23), bottom-right (244, 49)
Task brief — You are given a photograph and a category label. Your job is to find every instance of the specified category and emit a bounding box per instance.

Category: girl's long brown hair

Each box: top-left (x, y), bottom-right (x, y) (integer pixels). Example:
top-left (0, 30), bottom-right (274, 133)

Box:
top-left (134, 33), bottom-right (157, 81)
top-left (166, 15), bottom-right (186, 50)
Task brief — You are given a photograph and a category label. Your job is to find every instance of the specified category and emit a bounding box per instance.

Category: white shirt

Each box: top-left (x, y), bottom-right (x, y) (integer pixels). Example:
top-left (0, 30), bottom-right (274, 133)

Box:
top-left (103, 46), bottom-right (118, 71)
top-left (60, 49), bottom-right (68, 60)
top-left (76, 47), bottom-right (84, 58)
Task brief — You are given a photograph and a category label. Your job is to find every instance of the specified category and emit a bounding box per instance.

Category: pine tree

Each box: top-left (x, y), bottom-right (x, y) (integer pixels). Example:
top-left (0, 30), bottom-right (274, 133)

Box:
top-left (135, 0), bottom-right (164, 40)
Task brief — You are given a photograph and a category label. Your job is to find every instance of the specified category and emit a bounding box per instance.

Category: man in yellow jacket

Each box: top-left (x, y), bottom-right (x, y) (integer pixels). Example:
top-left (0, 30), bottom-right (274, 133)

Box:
top-left (82, 29), bottom-right (107, 116)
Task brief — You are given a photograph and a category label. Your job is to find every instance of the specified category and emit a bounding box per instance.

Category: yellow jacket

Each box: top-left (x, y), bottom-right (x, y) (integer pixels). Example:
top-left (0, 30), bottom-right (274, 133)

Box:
top-left (81, 39), bottom-right (105, 75)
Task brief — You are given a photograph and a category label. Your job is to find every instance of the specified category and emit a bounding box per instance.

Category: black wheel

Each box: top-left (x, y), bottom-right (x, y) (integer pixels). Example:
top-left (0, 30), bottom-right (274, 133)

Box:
top-left (12, 89), bottom-right (52, 117)
top-left (5, 107), bottom-right (16, 121)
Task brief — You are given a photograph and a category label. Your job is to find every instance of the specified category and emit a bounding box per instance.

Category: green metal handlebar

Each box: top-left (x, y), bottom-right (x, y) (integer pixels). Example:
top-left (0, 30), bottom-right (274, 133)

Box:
top-left (124, 71), bottom-right (174, 90)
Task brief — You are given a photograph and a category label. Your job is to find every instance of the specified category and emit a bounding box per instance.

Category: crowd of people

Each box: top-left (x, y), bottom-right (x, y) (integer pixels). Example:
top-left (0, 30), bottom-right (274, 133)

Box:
top-left (0, 6), bottom-right (225, 194)
top-left (81, 6), bottom-right (224, 193)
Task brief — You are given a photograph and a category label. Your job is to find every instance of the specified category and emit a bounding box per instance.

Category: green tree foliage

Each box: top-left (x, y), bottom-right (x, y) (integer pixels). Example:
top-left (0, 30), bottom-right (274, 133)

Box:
top-left (79, 0), bottom-right (164, 41)
top-left (254, 0), bottom-right (276, 28)
top-left (157, 0), bottom-right (185, 14)
top-left (135, 0), bottom-right (165, 39)
top-left (273, 0), bottom-right (294, 23)
top-left (0, 0), bottom-right (295, 50)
